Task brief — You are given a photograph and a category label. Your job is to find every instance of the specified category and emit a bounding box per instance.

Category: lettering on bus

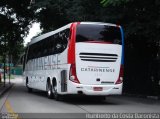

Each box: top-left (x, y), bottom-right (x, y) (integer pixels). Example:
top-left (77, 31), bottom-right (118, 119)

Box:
top-left (81, 67), bottom-right (115, 73)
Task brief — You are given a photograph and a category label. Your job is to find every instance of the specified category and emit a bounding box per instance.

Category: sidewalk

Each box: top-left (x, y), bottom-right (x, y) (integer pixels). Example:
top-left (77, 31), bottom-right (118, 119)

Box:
top-left (0, 79), bottom-right (13, 97)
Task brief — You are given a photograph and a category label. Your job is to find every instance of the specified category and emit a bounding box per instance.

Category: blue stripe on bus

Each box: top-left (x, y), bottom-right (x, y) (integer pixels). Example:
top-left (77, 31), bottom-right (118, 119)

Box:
top-left (120, 26), bottom-right (124, 65)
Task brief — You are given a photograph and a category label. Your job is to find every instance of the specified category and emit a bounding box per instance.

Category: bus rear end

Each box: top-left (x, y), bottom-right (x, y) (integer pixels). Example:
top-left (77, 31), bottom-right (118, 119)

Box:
top-left (68, 22), bottom-right (124, 96)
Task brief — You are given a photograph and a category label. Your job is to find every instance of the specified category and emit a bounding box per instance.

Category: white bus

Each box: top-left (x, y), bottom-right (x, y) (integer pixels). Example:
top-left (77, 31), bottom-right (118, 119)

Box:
top-left (23, 22), bottom-right (124, 100)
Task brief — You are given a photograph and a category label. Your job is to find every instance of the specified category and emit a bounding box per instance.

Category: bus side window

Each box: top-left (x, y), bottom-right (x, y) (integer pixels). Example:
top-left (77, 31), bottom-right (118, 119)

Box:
top-left (27, 46), bottom-right (33, 61)
top-left (46, 38), bottom-right (50, 56)
top-left (47, 36), bottom-right (51, 55)
top-left (65, 29), bottom-right (70, 41)
top-left (37, 41), bottom-right (41, 58)
top-left (63, 29), bottom-right (70, 47)
top-left (48, 35), bottom-right (56, 56)
top-left (27, 47), bottom-right (30, 62)
top-left (39, 40), bottom-right (44, 57)
top-left (23, 47), bottom-right (28, 70)
top-left (51, 36), bottom-right (56, 55)
top-left (42, 39), bottom-right (48, 57)
top-left (56, 32), bottom-right (63, 53)
top-left (54, 33), bottom-right (59, 54)
top-left (33, 44), bottom-right (36, 58)
top-left (32, 44), bottom-right (36, 59)
top-left (56, 30), bottom-right (69, 54)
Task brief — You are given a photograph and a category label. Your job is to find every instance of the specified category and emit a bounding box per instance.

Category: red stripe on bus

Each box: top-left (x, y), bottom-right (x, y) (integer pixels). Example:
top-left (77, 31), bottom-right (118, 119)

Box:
top-left (68, 23), bottom-right (78, 64)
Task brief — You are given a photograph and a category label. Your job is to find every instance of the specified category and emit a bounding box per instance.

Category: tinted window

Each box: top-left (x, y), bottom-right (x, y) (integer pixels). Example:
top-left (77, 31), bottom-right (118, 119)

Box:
top-left (26, 28), bottom-right (70, 61)
top-left (55, 30), bottom-right (69, 53)
top-left (76, 24), bottom-right (122, 44)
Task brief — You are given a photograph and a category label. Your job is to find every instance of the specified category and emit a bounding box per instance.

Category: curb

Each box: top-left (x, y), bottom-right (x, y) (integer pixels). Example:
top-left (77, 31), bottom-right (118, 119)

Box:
top-left (122, 93), bottom-right (160, 100)
top-left (147, 96), bottom-right (159, 100)
top-left (0, 83), bottom-right (14, 97)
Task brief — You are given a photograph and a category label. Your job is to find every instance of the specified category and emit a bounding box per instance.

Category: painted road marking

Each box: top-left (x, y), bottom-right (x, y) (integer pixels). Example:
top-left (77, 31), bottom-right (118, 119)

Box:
top-left (5, 100), bottom-right (20, 119)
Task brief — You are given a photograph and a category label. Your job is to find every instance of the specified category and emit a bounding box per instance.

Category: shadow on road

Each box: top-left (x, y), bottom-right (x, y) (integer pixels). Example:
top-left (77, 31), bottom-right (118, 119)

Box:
top-left (26, 89), bottom-right (121, 105)
top-left (62, 96), bottom-right (119, 105)
top-left (12, 84), bottom-right (160, 107)
top-left (26, 89), bottom-right (160, 106)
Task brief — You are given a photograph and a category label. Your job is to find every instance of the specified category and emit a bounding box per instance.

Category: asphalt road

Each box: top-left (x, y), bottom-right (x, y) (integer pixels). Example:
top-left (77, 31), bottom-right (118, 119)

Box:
top-left (0, 76), bottom-right (160, 119)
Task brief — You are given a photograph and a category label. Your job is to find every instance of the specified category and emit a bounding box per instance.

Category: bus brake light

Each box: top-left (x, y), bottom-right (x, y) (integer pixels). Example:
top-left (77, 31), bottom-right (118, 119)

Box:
top-left (115, 65), bottom-right (124, 84)
top-left (69, 64), bottom-right (80, 84)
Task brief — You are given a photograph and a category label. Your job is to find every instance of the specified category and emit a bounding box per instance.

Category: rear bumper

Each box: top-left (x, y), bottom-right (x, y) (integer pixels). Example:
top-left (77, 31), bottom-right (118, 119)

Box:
top-left (67, 81), bottom-right (123, 96)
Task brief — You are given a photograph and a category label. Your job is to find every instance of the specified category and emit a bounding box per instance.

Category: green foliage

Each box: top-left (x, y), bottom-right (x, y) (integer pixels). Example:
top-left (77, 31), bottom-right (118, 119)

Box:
top-left (100, 0), bottom-right (160, 95)
top-left (32, 0), bottom-right (110, 32)
top-left (31, 0), bottom-right (160, 55)
top-left (0, 0), bottom-right (34, 65)
top-left (101, 0), bottom-right (130, 6)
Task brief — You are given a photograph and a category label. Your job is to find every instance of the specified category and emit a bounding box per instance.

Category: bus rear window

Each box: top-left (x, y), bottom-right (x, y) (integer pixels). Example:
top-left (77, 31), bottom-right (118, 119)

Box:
top-left (76, 24), bottom-right (122, 44)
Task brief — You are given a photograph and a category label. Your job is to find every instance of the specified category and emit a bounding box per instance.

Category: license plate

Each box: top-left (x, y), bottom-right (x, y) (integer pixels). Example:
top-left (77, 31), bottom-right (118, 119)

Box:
top-left (93, 87), bottom-right (103, 91)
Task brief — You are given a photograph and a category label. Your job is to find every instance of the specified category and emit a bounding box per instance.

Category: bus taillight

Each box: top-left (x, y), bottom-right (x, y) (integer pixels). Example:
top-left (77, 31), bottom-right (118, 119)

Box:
top-left (69, 64), bottom-right (80, 84)
top-left (115, 65), bottom-right (124, 84)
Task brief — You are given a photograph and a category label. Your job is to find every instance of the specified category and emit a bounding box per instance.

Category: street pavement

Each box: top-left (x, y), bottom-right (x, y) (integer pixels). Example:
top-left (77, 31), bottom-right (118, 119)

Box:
top-left (0, 76), bottom-right (160, 119)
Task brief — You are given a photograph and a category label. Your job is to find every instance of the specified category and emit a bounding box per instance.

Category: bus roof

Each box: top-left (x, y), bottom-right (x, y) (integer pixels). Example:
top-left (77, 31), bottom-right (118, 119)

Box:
top-left (28, 22), bottom-right (119, 46)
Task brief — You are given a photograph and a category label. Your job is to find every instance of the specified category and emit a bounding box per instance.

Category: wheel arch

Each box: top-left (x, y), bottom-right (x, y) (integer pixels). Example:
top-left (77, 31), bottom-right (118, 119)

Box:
top-left (46, 77), bottom-right (51, 90)
top-left (52, 77), bottom-right (57, 87)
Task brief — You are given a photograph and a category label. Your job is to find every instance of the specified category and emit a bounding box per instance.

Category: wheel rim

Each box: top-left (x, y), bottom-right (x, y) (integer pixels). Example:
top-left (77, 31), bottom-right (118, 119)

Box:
top-left (53, 85), bottom-right (57, 96)
top-left (48, 89), bottom-right (51, 96)
top-left (47, 84), bottom-right (51, 96)
top-left (27, 83), bottom-right (29, 88)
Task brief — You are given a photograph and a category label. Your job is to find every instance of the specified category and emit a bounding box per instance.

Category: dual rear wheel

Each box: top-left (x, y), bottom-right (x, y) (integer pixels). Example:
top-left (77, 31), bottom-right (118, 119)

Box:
top-left (46, 80), bottom-right (60, 100)
top-left (26, 78), bottom-right (60, 100)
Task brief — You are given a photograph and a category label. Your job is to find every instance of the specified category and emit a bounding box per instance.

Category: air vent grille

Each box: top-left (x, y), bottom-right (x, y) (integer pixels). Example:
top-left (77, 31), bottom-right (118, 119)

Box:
top-left (79, 53), bottom-right (118, 62)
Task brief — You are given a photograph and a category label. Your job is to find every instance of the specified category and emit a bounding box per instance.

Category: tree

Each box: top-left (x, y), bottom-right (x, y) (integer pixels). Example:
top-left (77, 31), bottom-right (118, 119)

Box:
top-left (0, 0), bottom-right (35, 65)
top-left (101, 0), bottom-right (160, 95)
top-left (32, 0), bottom-right (105, 32)
top-left (0, 0), bottom-right (35, 86)
top-left (101, 0), bottom-right (130, 6)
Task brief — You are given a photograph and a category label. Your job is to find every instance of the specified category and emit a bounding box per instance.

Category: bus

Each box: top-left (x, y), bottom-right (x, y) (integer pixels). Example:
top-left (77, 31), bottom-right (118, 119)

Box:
top-left (23, 22), bottom-right (124, 100)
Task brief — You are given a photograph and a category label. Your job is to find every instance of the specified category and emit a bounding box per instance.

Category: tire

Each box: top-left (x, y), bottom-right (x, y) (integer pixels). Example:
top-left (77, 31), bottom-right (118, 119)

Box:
top-left (26, 79), bottom-right (32, 93)
top-left (27, 87), bottom-right (32, 93)
top-left (52, 82), bottom-right (61, 101)
top-left (47, 81), bottom-right (53, 99)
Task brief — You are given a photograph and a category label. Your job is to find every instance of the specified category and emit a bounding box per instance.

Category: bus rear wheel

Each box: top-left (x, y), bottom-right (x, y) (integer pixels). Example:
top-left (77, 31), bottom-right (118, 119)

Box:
top-left (47, 81), bottom-right (53, 99)
top-left (26, 78), bottom-right (32, 93)
top-left (52, 82), bottom-right (61, 101)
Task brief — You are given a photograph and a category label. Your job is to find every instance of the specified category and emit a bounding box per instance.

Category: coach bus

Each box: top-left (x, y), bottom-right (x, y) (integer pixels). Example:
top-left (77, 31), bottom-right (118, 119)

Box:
top-left (23, 22), bottom-right (124, 100)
